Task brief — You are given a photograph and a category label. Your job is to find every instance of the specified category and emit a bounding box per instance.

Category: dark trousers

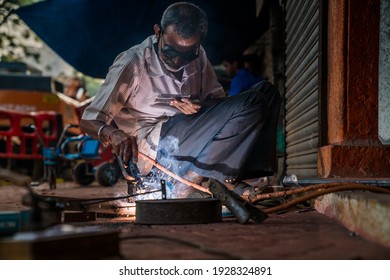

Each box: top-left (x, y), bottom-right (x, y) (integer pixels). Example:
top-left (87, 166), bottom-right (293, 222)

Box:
top-left (158, 80), bottom-right (281, 183)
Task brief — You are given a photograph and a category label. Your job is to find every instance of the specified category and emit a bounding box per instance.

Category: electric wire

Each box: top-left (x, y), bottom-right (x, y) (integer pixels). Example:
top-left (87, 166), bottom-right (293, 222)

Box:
top-left (260, 183), bottom-right (390, 214)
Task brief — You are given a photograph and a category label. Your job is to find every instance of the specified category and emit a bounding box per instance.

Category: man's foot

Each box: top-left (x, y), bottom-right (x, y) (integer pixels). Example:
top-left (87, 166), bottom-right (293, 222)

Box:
top-left (231, 177), bottom-right (275, 196)
top-left (232, 181), bottom-right (258, 196)
top-left (170, 170), bottom-right (209, 199)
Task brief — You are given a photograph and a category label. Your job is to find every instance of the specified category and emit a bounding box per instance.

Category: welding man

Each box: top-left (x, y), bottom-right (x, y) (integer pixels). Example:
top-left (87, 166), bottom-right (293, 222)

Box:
top-left (80, 2), bottom-right (281, 198)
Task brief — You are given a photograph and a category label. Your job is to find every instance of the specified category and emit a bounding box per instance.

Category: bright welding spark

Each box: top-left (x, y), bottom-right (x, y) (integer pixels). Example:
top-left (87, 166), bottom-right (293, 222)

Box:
top-left (115, 135), bottom-right (183, 204)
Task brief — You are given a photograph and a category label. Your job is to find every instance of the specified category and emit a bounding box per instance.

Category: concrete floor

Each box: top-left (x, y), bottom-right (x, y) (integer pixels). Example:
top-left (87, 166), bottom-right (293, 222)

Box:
top-left (1, 180), bottom-right (390, 260)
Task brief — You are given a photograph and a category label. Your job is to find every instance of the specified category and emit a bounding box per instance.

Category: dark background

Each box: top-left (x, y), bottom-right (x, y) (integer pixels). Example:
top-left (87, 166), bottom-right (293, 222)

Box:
top-left (16, 0), bottom-right (269, 78)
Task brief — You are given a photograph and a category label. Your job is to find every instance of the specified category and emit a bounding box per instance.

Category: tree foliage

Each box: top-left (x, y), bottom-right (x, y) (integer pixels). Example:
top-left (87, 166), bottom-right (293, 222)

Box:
top-left (0, 0), bottom-right (102, 96)
top-left (0, 0), bottom-right (43, 62)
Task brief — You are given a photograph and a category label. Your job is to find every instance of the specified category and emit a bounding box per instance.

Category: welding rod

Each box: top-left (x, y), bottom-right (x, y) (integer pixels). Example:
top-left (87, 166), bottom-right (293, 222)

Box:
top-left (138, 152), bottom-right (212, 195)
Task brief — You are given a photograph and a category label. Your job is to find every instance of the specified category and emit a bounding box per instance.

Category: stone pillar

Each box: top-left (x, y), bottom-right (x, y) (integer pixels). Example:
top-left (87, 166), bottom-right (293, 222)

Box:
top-left (318, 0), bottom-right (390, 178)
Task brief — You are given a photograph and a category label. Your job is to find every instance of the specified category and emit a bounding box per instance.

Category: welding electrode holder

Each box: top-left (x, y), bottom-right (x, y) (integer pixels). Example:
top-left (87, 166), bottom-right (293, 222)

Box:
top-left (206, 178), bottom-right (268, 224)
top-left (116, 156), bottom-right (143, 195)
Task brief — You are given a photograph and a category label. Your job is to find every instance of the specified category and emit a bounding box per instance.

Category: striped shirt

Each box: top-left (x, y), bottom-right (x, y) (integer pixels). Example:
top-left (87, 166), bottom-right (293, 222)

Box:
top-left (82, 35), bottom-right (225, 172)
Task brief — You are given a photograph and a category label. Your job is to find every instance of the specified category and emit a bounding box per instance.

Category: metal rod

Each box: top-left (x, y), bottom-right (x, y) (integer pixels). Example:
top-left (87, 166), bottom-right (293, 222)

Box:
top-left (138, 152), bottom-right (212, 195)
top-left (160, 179), bottom-right (167, 200)
top-left (263, 184), bottom-right (390, 214)
top-left (250, 182), bottom-right (353, 203)
top-left (79, 190), bottom-right (162, 206)
top-left (287, 178), bottom-right (390, 187)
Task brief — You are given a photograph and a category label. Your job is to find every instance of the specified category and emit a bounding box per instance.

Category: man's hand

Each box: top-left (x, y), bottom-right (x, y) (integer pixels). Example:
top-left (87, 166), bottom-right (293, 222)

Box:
top-left (170, 98), bottom-right (201, 115)
top-left (108, 130), bottom-right (138, 165)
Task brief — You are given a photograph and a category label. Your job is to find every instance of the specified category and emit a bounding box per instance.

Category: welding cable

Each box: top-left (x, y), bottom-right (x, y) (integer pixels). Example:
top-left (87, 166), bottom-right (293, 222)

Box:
top-left (262, 183), bottom-right (390, 214)
top-left (249, 182), bottom-right (380, 203)
top-left (120, 234), bottom-right (244, 260)
top-left (21, 189), bottom-right (160, 214)
top-left (78, 190), bottom-right (161, 207)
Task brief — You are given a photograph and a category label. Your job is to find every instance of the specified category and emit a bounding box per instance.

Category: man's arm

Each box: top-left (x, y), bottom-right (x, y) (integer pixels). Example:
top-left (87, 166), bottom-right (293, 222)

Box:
top-left (80, 119), bottom-right (138, 164)
top-left (80, 51), bottom-right (142, 165)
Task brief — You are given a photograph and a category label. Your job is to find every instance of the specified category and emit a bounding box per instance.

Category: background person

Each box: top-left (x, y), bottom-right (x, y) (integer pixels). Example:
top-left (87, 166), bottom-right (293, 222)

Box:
top-left (222, 52), bottom-right (264, 96)
top-left (64, 76), bottom-right (90, 102)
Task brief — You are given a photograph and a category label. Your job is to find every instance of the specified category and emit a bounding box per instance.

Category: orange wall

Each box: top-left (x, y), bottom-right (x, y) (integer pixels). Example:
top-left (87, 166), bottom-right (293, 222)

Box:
top-left (327, 0), bottom-right (380, 145)
top-left (319, 0), bottom-right (390, 178)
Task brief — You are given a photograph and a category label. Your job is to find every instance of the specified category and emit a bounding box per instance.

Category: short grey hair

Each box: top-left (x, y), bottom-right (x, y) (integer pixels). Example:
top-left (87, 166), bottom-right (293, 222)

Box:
top-left (160, 2), bottom-right (208, 40)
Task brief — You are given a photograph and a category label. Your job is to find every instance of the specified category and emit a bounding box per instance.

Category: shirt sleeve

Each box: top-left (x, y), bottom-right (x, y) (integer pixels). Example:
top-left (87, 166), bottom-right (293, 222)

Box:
top-left (81, 51), bottom-right (142, 123)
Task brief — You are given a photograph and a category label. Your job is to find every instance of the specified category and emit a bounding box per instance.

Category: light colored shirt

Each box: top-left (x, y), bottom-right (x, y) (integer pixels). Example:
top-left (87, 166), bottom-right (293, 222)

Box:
top-left (82, 35), bottom-right (225, 173)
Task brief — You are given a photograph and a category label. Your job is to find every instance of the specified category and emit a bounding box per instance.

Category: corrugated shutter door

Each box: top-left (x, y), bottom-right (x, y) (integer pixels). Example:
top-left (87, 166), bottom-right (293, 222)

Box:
top-left (285, 0), bottom-right (320, 177)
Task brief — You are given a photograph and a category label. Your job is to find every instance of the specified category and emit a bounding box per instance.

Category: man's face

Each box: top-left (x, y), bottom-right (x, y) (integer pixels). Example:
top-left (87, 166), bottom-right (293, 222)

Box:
top-left (155, 25), bottom-right (201, 72)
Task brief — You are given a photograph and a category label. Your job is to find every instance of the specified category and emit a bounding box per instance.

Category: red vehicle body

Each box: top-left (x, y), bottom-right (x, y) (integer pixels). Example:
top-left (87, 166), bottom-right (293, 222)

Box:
top-left (0, 109), bottom-right (62, 180)
top-left (0, 62), bottom-right (116, 185)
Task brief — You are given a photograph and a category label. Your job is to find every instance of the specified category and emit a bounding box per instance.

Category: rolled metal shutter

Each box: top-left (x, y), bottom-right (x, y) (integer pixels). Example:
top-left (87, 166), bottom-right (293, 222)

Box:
top-left (285, 0), bottom-right (320, 177)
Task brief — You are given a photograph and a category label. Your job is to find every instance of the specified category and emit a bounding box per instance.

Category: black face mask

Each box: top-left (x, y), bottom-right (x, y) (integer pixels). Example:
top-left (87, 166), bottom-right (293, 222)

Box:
top-left (160, 44), bottom-right (199, 61)
top-left (155, 30), bottom-right (200, 62)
